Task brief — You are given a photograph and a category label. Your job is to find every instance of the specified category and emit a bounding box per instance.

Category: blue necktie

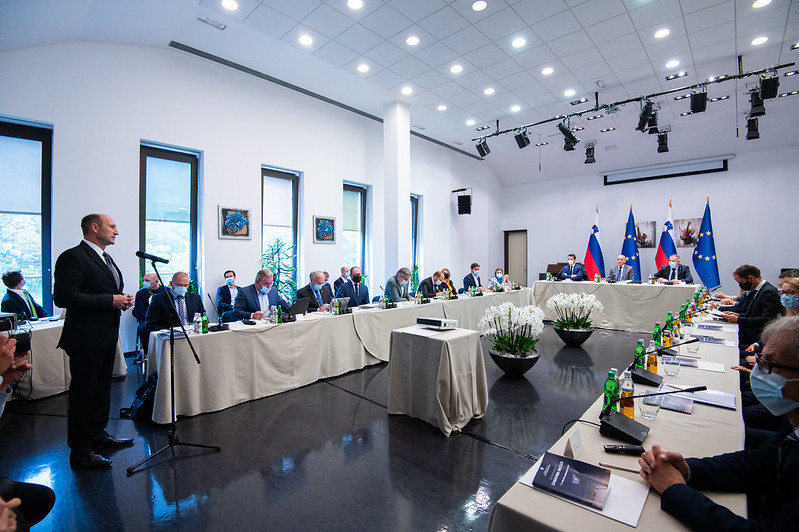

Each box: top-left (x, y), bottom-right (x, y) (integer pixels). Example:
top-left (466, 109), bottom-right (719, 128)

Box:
top-left (315, 289), bottom-right (323, 307)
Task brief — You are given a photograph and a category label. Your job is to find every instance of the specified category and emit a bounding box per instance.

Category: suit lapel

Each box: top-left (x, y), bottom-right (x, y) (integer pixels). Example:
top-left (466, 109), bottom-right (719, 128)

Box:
top-left (80, 241), bottom-right (119, 291)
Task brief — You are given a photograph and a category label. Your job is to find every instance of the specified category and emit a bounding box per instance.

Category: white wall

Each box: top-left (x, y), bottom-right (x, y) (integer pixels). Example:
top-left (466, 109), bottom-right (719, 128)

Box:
top-left (501, 146), bottom-right (799, 293)
top-left (0, 42), bottom-right (502, 349)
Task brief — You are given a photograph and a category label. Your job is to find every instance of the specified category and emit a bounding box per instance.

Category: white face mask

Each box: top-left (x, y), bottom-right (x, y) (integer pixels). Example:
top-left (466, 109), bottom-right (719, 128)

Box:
top-left (568, 259), bottom-right (575, 266)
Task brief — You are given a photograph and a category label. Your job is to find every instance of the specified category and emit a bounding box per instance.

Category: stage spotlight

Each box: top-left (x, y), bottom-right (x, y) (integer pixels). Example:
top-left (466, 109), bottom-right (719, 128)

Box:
top-left (749, 89), bottom-right (766, 117)
top-left (476, 138), bottom-right (490, 157)
top-left (564, 141), bottom-right (576, 151)
top-left (514, 129), bottom-right (531, 149)
top-left (647, 111), bottom-right (659, 134)
top-left (584, 144), bottom-right (595, 164)
top-left (657, 131), bottom-right (669, 153)
top-left (690, 90), bottom-right (707, 113)
top-left (557, 120), bottom-right (580, 148)
top-left (760, 74), bottom-right (779, 99)
top-left (746, 117), bottom-right (760, 140)
top-left (636, 100), bottom-right (653, 131)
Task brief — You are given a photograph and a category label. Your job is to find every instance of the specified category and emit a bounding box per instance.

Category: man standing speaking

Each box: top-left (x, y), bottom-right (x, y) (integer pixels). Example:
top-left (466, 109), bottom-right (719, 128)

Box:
top-left (54, 214), bottom-right (135, 469)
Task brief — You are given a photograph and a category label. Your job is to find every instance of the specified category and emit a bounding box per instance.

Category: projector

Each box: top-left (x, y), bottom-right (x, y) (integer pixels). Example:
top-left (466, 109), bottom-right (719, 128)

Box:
top-left (416, 317), bottom-right (457, 330)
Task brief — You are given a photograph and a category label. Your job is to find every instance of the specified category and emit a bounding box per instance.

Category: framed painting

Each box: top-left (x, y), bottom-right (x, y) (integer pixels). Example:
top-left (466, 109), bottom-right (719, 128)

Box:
top-left (313, 216), bottom-right (335, 244)
top-left (219, 206), bottom-right (251, 239)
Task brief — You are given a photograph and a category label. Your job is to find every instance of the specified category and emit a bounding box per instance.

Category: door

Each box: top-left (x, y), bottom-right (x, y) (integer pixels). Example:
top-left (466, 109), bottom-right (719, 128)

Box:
top-left (504, 230), bottom-right (528, 285)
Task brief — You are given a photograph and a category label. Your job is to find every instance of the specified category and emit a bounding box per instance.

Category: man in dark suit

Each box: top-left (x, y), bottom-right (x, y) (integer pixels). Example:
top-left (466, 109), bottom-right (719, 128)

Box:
top-left (335, 266), bottom-right (369, 307)
top-left (53, 213), bottom-right (135, 469)
top-left (463, 263), bottom-right (484, 292)
top-left (559, 254), bottom-right (585, 281)
top-left (215, 270), bottom-right (238, 316)
top-left (1, 271), bottom-right (48, 321)
top-left (132, 272), bottom-right (163, 352)
top-left (296, 270), bottom-right (333, 312)
top-left (145, 272), bottom-right (205, 336)
top-left (418, 271), bottom-right (444, 299)
top-left (653, 254), bottom-right (694, 284)
top-left (637, 316), bottom-right (799, 529)
top-left (333, 266), bottom-right (350, 294)
top-left (606, 255), bottom-right (634, 282)
top-left (721, 264), bottom-right (783, 350)
top-left (233, 269), bottom-right (291, 320)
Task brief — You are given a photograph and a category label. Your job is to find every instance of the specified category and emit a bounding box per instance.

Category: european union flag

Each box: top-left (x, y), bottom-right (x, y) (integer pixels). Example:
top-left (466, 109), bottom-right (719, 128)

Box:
top-left (621, 206), bottom-right (641, 281)
top-left (692, 200), bottom-right (721, 289)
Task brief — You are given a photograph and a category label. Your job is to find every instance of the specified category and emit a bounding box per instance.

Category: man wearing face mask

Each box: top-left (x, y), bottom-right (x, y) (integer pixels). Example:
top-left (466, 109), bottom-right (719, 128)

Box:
top-left (721, 265), bottom-right (782, 350)
top-left (418, 271), bottom-right (444, 299)
top-left (653, 254), bottom-right (694, 284)
top-left (296, 270), bottom-right (333, 312)
top-left (559, 254), bottom-right (585, 281)
top-left (215, 270), bottom-right (238, 315)
top-left (463, 263), bottom-right (485, 292)
top-left (133, 272), bottom-right (164, 355)
top-left (385, 267), bottom-right (412, 302)
top-left (334, 267), bottom-right (350, 294)
top-left (638, 316), bottom-right (799, 529)
top-left (145, 272), bottom-right (205, 335)
top-left (335, 266), bottom-right (370, 307)
top-left (233, 269), bottom-right (291, 320)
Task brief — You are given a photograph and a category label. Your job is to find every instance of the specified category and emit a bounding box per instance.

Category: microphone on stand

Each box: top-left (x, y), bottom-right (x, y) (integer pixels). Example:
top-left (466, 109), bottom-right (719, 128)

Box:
top-left (136, 251), bottom-right (169, 264)
top-left (205, 293), bottom-right (229, 332)
top-left (599, 386), bottom-right (707, 444)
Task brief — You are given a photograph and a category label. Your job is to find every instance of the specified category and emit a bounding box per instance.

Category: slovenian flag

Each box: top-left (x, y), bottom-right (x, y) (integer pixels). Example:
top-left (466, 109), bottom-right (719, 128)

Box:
top-left (583, 206), bottom-right (605, 279)
top-left (692, 198), bottom-right (721, 289)
top-left (655, 200), bottom-right (678, 270)
top-left (621, 205), bottom-right (642, 281)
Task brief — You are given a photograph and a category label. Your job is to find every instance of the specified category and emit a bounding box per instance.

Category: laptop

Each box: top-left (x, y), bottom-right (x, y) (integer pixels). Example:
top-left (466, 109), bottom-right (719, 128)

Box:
top-left (288, 297), bottom-right (311, 319)
top-left (331, 297), bottom-right (351, 312)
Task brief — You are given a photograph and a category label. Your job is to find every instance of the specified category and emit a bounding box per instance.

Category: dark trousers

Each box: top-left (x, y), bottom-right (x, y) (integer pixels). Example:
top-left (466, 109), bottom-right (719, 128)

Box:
top-left (0, 477), bottom-right (55, 527)
top-left (66, 344), bottom-right (117, 455)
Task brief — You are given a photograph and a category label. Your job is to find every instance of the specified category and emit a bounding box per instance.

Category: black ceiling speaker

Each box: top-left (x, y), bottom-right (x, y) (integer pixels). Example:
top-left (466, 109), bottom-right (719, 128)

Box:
top-left (457, 194), bottom-right (472, 215)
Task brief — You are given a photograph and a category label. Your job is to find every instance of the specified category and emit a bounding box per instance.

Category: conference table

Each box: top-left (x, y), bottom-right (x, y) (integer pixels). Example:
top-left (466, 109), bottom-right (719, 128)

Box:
top-left (15, 318), bottom-right (127, 400)
top-left (488, 317), bottom-right (746, 530)
top-left (533, 281), bottom-right (698, 333)
top-left (147, 289), bottom-right (531, 424)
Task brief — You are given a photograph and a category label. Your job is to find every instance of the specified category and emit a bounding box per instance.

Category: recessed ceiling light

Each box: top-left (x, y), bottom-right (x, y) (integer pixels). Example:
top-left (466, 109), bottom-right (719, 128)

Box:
top-left (405, 36), bottom-right (420, 46)
top-left (401, 86), bottom-right (413, 95)
top-left (751, 36), bottom-right (768, 46)
top-left (785, 70), bottom-right (798, 76)
top-left (573, 127), bottom-right (584, 131)
top-left (356, 63), bottom-right (370, 73)
top-left (752, 0), bottom-right (772, 8)
top-left (666, 59), bottom-right (680, 69)
top-left (666, 71), bottom-right (688, 81)
top-left (792, 42), bottom-right (799, 50)
top-left (221, 0), bottom-right (238, 10)
top-left (466, 119), bottom-right (476, 126)
top-left (472, 1), bottom-right (487, 11)
top-left (483, 87), bottom-right (495, 95)
top-left (535, 141), bottom-right (549, 146)
top-left (681, 111), bottom-right (692, 116)
top-left (450, 64), bottom-right (463, 74)
top-left (654, 28), bottom-right (670, 39)
top-left (437, 105), bottom-right (447, 111)
top-left (570, 97), bottom-right (589, 106)
top-left (541, 67), bottom-right (554, 76)
top-left (476, 125), bottom-right (490, 131)
top-left (600, 127), bottom-right (615, 132)
top-left (512, 37), bottom-right (526, 48)
top-left (778, 90), bottom-right (799, 97)
top-left (197, 16), bottom-right (226, 30)
top-left (564, 89), bottom-right (576, 97)
top-left (347, 0), bottom-right (364, 9)
top-left (586, 114), bottom-right (603, 120)
top-left (298, 35), bottom-right (313, 46)
top-left (510, 105), bottom-right (521, 112)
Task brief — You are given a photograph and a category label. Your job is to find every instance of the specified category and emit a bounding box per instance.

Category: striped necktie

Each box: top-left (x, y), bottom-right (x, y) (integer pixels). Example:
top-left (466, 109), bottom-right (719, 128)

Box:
top-left (103, 252), bottom-right (121, 291)
top-left (176, 296), bottom-right (186, 325)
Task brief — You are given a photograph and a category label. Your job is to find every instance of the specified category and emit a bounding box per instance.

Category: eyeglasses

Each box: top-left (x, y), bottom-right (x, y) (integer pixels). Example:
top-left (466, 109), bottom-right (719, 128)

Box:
top-left (778, 289), bottom-right (798, 296)
top-left (755, 353), bottom-right (799, 374)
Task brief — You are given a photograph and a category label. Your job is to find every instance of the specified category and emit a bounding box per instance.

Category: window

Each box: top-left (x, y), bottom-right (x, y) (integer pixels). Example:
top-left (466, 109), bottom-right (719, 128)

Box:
top-left (410, 194), bottom-right (420, 268)
top-left (139, 145), bottom-right (199, 286)
top-left (342, 184), bottom-right (367, 270)
top-left (0, 121), bottom-right (52, 311)
top-left (262, 167), bottom-right (299, 288)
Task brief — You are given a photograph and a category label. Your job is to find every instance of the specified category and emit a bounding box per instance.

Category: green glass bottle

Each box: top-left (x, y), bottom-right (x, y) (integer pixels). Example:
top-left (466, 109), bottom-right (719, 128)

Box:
top-left (603, 370), bottom-right (619, 412)
top-left (277, 305), bottom-right (283, 323)
top-left (634, 339), bottom-right (646, 369)
top-left (201, 312), bottom-right (209, 334)
top-left (665, 311), bottom-right (673, 332)
top-left (679, 303), bottom-right (686, 322)
top-left (653, 321), bottom-right (662, 344)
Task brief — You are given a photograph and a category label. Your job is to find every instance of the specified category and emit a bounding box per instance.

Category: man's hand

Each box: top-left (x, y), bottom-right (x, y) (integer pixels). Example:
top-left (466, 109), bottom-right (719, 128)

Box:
top-left (251, 311), bottom-right (265, 320)
top-left (113, 294), bottom-right (134, 310)
top-left (744, 344), bottom-right (758, 353)
top-left (319, 304), bottom-right (330, 312)
top-left (658, 278), bottom-right (666, 284)
top-left (720, 298), bottom-right (735, 305)
top-left (1, 353), bottom-right (32, 393)
top-left (638, 444), bottom-right (689, 493)
top-left (0, 497), bottom-right (20, 532)
top-left (722, 312), bottom-right (739, 324)
top-left (0, 334), bottom-right (15, 375)
top-left (731, 365), bottom-right (752, 375)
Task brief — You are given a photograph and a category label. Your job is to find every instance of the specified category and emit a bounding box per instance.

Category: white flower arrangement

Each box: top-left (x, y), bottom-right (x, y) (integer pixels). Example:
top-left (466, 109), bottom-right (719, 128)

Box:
top-left (545, 292), bottom-right (604, 330)
top-left (478, 301), bottom-right (545, 357)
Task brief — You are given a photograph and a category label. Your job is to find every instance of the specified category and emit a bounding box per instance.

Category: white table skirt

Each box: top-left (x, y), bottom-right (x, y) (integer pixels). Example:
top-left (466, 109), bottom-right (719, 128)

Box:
top-left (533, 281), bottom-right (698, 333)
top-left (388, 326), bottom-right (488, 436)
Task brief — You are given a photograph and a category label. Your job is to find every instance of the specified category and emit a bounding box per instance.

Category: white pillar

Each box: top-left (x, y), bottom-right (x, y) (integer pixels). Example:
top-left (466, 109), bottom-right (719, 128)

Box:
top-left (383, 101), bottom-right (411, 279)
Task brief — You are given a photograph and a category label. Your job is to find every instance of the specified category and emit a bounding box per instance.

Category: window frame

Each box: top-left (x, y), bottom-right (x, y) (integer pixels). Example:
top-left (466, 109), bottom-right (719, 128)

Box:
top-left (343, 183), bottom-right (367, 272)
top-left (410, 194), bottom-right (419, 268)
top-left (261, 166), bottom-right (300, 282)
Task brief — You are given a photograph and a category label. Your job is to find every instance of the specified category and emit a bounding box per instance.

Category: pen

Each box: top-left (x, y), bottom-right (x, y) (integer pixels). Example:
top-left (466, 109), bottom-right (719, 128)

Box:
top-left (599, 462), bottom-right (640, 474)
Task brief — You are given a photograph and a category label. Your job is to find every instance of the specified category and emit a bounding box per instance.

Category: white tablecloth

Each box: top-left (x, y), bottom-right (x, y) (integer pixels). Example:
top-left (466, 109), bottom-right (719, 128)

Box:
top-left (488, 318), bottom-right (746, 531)
top-left (388, 325), bottom-right (488, 436)
top-left (533, 281), bottom-right (698, 333)
top-left (15, 320), bottom-right (126, 400)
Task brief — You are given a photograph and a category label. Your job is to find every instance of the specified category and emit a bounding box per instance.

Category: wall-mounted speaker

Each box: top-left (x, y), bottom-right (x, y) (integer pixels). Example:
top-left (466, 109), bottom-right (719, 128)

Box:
top-left (457, 195), bottom-right (471, 215)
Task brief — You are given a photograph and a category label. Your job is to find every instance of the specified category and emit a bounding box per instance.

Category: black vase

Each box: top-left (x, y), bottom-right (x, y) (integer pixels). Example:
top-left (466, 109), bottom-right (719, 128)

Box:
top-left (553, 326), bottom-right (594, 347)
top-left (488, 349), bottom-right (540, 378)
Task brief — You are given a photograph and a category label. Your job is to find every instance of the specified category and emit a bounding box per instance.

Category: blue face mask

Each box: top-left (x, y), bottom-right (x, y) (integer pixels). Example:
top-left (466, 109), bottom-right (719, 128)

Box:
top-left (473, 270), bottom-right (480, 276)
top-left (313, 283), bottom-right (323, 291)
top-left (669, 261), bottom-right (677, 269)
top-left (750, 364), bottom-right (799, 416)
top-left (400, 279), bottom-right (409, 286)
top-left (344, 272), bottom-right (350, 279)
top-left (142, 281), bottom-right (152, 290)
top-left (781, 294), bottom-right (799, 310)
top-left (172, 286), bottom-right (188, 297)
top-left (226, 277), bottom-right (235, 286)
top-left (434, 280), bottom-right (441, 286)
top-left (260, 285), bottom-right (270, 295)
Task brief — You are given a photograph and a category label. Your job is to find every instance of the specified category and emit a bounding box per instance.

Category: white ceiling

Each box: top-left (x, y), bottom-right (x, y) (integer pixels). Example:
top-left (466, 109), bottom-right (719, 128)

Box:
top-left (1, 0), bottom-right (798, 185)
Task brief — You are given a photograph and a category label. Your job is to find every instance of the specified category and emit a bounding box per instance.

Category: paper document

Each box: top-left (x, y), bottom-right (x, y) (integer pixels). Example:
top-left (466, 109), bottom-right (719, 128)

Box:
top-left (659, 383), bottom-right (736, 409)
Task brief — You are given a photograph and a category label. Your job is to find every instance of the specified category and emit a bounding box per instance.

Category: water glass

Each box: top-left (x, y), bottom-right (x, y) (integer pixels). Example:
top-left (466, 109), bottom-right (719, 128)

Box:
top-left (639, 393), bottom-right (661, 420)
top-left (687, 343), bottom-right (700, 355)
top-left (192, 312), bottom-right (202, 334)
top-left (662, 355), bottom-right (680, 377)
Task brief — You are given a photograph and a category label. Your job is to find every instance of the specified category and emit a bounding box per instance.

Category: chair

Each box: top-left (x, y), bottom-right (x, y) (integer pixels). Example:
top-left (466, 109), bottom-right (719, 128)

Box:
top-left (458, 288), bottom-right (465, 294)
top-left (372, 296), bottom-right (381, 303)
top-left (221, 310), bottom-right (238, 323)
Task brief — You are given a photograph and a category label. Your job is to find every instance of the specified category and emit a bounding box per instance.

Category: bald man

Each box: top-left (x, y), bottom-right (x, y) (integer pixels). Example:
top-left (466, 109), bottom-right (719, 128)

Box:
top-left (607, 255), bottom-right (634, 282)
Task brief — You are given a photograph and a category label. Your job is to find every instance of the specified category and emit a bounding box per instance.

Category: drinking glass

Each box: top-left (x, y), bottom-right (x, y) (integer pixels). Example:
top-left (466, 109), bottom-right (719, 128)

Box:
top-left (639, 393), bottom-right (662, 420)
top-left (662, 355), bottom-right (680, 377)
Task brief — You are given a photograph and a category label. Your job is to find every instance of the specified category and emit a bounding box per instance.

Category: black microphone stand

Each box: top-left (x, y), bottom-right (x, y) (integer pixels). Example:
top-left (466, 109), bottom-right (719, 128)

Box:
top-left (127, 260), bottom-right (220, 475)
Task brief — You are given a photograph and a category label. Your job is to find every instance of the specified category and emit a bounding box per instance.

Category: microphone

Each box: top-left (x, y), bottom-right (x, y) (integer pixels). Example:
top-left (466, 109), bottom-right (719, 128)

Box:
top-left (628, 348), bottom-right (663, 387)
top-left (599, 386), bottom-right (707, 444)
top-left (136, 250), bottom-right (169, 264)
top-left (205, 293), bottom-right (229, 332)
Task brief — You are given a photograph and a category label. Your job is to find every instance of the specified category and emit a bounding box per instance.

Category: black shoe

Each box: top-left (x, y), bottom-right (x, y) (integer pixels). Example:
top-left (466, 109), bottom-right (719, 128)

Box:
top-left (70, 452), bottom-right (112, 469)
top-left (92, 435), bottom-right (135, 449)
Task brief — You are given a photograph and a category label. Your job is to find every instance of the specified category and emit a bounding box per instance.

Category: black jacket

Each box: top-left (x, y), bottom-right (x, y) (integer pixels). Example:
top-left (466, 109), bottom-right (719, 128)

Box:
top-left (1, 290), bottom-right (48, 321)
top-left (736, 281), bottom-right (783, 348)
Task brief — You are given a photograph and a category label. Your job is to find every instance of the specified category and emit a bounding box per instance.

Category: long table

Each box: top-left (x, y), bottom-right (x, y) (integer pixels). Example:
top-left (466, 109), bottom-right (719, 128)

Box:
top-left (533, 281), bottom-right (698, 333)
top-left (148, 289), bottom-right (531, 424)
top-left (488, 317), bottom-right (746, 530)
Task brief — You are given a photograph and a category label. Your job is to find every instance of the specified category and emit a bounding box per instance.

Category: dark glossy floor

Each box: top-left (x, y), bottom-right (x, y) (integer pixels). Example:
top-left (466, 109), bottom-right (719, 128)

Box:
top-left (0, 325), bottom-right (641, 531)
